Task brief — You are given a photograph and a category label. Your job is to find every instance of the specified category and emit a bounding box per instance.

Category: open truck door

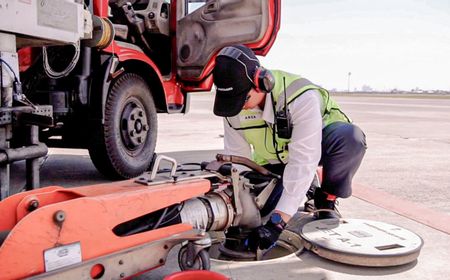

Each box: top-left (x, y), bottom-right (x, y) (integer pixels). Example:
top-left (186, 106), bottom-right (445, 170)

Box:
top-left (176, 0), bottom-right (281, 82)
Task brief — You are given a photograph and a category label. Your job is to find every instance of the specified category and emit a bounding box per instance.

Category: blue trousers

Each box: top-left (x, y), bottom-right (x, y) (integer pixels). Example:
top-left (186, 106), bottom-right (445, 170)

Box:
top-left (260, 122), bottom-right (367, 217)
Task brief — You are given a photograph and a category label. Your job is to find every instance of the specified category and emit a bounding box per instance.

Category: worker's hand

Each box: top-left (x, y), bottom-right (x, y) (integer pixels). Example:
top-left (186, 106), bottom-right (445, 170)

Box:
top-left (247, 221), bottom-right (283, 251)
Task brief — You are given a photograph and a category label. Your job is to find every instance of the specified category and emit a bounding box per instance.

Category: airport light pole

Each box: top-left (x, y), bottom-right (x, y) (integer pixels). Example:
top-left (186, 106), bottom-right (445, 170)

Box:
top-left (347, 72), bottom-right (352, 93)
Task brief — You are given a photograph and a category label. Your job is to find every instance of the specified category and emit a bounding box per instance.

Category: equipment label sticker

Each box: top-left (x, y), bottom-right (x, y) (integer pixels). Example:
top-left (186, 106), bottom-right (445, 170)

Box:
top-left (37, 0), bottom-right (78, 32)
top-left (44, 242), bottom-right (82, 272)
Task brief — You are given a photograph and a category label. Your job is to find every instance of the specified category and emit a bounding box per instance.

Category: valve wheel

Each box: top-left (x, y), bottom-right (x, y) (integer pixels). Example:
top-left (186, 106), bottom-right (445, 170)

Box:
top-left (178, 246), bottom-right (210, 271)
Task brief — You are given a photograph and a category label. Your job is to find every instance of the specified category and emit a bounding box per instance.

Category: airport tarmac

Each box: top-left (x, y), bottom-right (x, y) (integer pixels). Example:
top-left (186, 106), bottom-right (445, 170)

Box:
top-left (9, 93), bottom-right (450, 279)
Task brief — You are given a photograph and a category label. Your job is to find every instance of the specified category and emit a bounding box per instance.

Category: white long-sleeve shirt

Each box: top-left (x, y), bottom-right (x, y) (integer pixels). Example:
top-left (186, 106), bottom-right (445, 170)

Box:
top-left (223, 90), bottom-right (323, 217)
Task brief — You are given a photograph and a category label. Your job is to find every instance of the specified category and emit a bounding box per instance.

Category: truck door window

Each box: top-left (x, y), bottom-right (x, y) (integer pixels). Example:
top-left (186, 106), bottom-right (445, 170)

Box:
top-left (187, 0), bottom-right (206, 15)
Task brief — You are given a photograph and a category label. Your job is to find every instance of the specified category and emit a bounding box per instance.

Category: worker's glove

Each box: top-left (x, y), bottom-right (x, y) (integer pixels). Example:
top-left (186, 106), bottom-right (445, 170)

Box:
top-left (247, 221), bottom-right (283, 251)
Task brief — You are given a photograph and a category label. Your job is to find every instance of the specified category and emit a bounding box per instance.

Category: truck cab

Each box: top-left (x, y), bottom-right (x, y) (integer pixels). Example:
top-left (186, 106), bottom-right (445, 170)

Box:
top-left (18, 0), bottom-right (281, 179)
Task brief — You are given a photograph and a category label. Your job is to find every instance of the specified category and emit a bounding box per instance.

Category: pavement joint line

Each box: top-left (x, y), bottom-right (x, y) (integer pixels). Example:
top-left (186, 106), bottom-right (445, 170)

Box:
top-left (352, 183), bottom-right (450, 235)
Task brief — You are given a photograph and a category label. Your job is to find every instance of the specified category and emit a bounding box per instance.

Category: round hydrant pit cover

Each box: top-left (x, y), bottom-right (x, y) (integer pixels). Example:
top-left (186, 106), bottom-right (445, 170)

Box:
top-left (300, 218), bottom-right (423, 267)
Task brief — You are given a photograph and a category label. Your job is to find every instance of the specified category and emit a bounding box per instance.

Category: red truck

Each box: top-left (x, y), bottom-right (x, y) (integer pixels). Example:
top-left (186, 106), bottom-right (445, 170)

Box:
top-left (18, 0), bottom-right (280, 179)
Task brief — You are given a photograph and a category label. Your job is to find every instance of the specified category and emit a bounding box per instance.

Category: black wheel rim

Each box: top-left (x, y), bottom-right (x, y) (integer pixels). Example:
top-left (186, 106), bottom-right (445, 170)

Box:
top-left (120, 97), bottom-right (149, 153)
top-left (180, 249), bottom-right (203, 270)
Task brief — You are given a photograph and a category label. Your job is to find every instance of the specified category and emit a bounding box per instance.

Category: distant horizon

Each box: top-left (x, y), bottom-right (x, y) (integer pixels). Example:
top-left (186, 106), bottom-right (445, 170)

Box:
top-left (259, 0), bottom-right (450, 92)
top-left (325, 85), bottom-right (450, 93)
top-left (329, 88), bottom-right (450, 93)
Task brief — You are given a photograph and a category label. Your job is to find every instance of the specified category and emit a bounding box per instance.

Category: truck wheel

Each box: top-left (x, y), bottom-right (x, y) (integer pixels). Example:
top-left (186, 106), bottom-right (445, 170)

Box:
top-left (89, 73), bottom-right (157, 179)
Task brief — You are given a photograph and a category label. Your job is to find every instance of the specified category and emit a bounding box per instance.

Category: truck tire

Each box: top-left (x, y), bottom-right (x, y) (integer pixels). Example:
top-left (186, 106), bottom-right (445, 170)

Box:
top-left (89, 73), bottom-right (157, 179)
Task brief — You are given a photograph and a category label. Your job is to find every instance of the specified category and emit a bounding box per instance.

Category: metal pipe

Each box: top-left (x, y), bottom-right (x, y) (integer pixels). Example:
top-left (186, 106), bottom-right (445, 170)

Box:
top-left (216, 154), bottom-right (281, 179)
top-left (180, 198), bottom-right (210, 230)
top-left (0, 127), bottom-right (9, 200)
top-left (203, 193), bottom-right (234, 230)
top-left (0, 143), bottom-right (47, 164)
top-left (180, 193), bottom-right (234, 232)
top-left (0, 33), bottom-right (16, 200)
top-left (26, 125), bottom-right (40, 190)
top-left (76, 46), bottom-right (92, 105)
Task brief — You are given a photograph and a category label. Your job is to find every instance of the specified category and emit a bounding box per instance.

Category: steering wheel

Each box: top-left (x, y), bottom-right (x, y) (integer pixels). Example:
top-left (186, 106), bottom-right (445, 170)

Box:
top-left (134, 0), bottom-right (170, 36)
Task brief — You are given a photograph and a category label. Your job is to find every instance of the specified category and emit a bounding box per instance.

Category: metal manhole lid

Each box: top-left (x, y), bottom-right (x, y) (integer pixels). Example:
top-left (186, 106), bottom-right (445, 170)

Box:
top-left (300, 218), bottom-right (423, 267)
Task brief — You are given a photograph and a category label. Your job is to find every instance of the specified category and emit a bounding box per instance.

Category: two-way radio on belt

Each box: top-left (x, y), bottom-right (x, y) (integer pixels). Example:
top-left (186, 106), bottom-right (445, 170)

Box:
top-left (275, 77), bottom-right (293, 139)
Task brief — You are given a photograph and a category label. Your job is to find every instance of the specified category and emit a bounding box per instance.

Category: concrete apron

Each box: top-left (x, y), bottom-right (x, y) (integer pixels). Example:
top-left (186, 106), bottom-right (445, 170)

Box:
top-left (209, 213), bottom-right (423, 280)
top-left (202, 195), bottom-right (449, 280)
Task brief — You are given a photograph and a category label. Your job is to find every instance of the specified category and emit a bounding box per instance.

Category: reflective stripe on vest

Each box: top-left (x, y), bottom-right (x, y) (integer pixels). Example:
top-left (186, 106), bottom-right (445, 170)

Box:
top-left (275, 77), bottom-right (316, 111)
top-left (227, 70), bottom-right (350, 165)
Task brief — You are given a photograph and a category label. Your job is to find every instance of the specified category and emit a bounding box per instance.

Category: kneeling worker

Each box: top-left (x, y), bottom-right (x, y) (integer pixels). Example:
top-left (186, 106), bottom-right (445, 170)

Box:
top-left (212, 45), bottom-right (367, 250)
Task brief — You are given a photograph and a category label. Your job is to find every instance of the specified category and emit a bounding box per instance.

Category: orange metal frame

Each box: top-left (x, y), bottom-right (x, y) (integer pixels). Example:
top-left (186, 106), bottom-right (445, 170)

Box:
top-left (0, 179), bottom-right (211, 279)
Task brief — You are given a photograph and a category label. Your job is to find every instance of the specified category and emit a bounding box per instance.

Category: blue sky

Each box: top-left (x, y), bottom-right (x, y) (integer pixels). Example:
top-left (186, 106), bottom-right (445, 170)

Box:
top-left (259, 0), bottom-right (450, 91)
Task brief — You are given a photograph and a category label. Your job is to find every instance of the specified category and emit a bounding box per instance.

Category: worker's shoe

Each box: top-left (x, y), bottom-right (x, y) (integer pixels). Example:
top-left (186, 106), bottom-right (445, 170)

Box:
top-left (313, 189), bottom-right (341, 220)
top-left (303, 179), bottom-right (319, 213)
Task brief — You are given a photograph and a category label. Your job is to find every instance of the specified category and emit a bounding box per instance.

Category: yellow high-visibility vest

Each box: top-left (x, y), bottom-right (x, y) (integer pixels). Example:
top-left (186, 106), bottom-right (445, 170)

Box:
top-left (225, 70), bottom-right (350, 165)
